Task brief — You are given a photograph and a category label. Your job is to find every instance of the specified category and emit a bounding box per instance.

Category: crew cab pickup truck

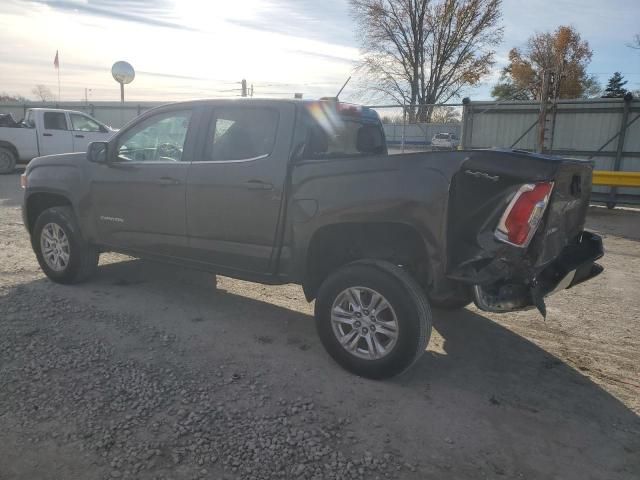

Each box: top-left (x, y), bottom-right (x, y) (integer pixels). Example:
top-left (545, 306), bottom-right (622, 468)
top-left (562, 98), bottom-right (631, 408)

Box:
top-left (0, 108), bottom-right (114, 173)
top-left (21, 99), bottom-right (604, 378)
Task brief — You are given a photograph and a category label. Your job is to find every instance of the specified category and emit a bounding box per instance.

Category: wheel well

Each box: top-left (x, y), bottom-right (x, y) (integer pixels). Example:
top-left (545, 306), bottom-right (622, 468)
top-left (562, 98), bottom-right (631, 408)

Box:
top-left (26, 193), bottom-right (72, 233)
top-left (0, 141), bottom-right (19, 160)
top-left (303, 222), bottom-right (430, 300)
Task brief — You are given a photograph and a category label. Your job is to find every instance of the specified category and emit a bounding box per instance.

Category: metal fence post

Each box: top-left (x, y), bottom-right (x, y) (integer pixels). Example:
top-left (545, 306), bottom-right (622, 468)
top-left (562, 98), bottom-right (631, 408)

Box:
top-left (608, 95), bottom-right (632, 208)
top-left (460, 98), bottom-right (469, 149)
top-left (401, 103), bottom-right (406, 153)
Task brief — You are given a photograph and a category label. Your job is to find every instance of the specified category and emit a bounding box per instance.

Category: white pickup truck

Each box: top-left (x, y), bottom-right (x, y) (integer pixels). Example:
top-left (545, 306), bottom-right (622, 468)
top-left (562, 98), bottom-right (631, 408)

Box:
top-left (0, 108), bottom-right (115, 173)
top-left (430, 132), bottom-right (460, 151)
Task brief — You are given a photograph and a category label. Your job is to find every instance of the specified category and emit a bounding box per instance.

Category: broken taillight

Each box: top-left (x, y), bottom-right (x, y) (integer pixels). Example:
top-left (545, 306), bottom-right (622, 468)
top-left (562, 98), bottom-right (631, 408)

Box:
top-left (495, 182), bottom-right (554, 247)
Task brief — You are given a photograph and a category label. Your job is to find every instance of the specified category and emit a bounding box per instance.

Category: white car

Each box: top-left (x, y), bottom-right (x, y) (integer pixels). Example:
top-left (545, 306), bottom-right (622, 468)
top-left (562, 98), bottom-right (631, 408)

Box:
top-left (0, 108), bottom-right (115, 173)
top-left (431, 132), bottom-right (459, 151)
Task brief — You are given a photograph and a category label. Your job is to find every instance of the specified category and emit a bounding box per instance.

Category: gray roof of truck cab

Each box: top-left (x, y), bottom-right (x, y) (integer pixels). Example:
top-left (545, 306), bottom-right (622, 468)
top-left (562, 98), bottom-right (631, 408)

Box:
top-left (138, 98), bottom-right (380, 122)
top-left (27, 107), bottom-right (97, 116)
top-left (144, 98), bottom-right (340, 108)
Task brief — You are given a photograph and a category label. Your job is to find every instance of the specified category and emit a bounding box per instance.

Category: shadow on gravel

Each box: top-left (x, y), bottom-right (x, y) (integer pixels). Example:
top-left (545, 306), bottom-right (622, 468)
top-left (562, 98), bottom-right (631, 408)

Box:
top-left (0, 168), bottom-right (25, 207)
top-left (5, 257), bottom-right (638, 479)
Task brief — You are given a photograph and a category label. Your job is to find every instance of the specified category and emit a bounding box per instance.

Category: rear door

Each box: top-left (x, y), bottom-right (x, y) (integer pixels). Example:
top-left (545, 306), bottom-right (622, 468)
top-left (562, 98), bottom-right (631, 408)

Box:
top-left (185, 102), bottom-right (294, 273)
top-left (39, 111), bottom-right (73, 156)
top-left (69, 112), bottom-right (112, 152)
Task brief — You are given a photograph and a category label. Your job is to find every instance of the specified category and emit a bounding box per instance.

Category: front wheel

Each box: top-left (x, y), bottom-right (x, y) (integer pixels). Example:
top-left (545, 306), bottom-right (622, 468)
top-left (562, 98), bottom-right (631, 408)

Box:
top-left (315, 260), bottom-right (432, 379)
top-left (32, 206), bottom-right (99, 284)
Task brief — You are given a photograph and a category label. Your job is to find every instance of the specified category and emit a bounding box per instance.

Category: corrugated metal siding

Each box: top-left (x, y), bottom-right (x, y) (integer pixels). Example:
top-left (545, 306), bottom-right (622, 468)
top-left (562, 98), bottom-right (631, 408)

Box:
top-left (466, 99), bottom-right (640, 203)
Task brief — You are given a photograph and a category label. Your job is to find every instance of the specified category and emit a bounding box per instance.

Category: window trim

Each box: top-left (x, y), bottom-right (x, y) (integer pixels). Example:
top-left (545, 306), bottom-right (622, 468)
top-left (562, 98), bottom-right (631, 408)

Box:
top-left (199, 106), bottom-right (280, 163)
top-left (191, 153), bottom-right (270, 165)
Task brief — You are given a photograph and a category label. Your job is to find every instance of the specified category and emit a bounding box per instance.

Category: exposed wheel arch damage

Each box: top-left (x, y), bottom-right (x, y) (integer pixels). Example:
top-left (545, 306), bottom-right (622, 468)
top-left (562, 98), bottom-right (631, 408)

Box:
top-left (302, 222), bottom-right (431, 301)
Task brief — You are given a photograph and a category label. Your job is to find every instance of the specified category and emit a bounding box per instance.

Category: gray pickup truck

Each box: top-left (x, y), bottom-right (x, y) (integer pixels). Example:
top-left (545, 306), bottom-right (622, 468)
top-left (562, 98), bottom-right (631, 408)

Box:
top-left (21, 99), bottom-right (603, 378)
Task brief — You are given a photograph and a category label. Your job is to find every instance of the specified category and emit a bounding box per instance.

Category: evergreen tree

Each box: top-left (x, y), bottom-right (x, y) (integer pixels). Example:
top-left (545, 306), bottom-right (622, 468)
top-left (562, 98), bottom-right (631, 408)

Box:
top-left (602, 72), bottom-right (628, 98)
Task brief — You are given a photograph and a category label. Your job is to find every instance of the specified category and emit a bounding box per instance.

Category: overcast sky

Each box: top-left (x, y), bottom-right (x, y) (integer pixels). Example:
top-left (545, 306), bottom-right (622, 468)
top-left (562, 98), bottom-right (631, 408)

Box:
top-left (0, 0), bottom-right (638, 103)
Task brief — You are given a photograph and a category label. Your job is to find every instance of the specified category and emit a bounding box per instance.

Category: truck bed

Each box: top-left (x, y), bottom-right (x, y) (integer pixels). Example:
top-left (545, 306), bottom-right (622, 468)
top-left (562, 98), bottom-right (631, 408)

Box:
top-left (290, 148), bottom-right (601, 314)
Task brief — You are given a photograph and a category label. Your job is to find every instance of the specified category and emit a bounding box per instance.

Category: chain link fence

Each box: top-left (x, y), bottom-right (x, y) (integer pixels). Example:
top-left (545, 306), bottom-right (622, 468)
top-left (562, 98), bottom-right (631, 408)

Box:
top-left (365, 103), bottom-right (464, 154)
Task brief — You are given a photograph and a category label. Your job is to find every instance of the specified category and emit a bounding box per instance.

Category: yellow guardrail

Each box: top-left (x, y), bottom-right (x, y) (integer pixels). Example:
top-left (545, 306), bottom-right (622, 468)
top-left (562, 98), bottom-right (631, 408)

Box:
top-left (592, 171), bottom-right (640, 188)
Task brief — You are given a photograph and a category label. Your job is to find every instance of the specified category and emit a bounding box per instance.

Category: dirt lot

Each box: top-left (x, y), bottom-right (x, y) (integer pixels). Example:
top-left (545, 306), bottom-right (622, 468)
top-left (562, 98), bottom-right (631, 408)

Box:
top-left (1, 169), bottom-right (639, 480)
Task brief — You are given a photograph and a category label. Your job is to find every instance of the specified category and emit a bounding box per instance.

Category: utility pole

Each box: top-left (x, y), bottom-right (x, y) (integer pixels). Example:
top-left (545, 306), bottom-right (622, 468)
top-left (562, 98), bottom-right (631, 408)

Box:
top-left (537, 70), bottom-right (552, 153)
top-left (250, 84), bottom-right (254, 97)
top-left (241, 79), bottom-right (247, 97)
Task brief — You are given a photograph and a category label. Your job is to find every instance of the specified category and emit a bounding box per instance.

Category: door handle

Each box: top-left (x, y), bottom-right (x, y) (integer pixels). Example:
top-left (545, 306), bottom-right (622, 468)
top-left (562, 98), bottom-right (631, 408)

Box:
top-left (157, 177), bottom-right (181, 186)
top-left (74, 134), bottom-right (85, 138)
top-left (242, 180), bottom-right (273, 190)
top-left (43, 133), bottom-right (53, 137)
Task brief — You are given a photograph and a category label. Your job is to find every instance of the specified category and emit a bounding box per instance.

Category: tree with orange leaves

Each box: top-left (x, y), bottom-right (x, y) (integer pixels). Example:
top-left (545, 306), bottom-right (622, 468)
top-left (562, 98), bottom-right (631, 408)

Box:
top-left (492, 26), bottom-right (598, 100)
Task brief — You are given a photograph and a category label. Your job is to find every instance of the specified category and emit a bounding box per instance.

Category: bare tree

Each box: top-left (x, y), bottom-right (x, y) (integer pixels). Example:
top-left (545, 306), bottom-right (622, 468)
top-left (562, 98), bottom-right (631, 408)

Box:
top-left (628, 34), bottom-right (640, 50)
top-left (0, 92), bottom-right (29, 102)
top-left (351, 0), bottom-right (502, 121)
top-left (31, 84), bottom-right (54, 102)
top-left (430, 105), bottom-right (461, 123)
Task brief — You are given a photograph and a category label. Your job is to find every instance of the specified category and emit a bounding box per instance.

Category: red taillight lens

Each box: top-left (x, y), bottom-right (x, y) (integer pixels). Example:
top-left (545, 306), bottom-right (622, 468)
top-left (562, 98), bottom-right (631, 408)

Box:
top-left (495, 182), bottom-right (554, 247)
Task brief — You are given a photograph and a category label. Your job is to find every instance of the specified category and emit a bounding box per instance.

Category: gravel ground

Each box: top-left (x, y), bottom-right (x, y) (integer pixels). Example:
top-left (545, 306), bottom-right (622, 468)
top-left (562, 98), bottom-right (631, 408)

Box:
top-left (1, 170), bottom-right (639, 480)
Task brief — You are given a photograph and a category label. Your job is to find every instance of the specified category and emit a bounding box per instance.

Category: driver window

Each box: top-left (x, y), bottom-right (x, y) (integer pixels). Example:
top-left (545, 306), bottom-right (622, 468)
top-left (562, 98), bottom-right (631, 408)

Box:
top-left (116, 110), bottom-right (191, 162)
top-left (70, 113), bottom-right (102, 132)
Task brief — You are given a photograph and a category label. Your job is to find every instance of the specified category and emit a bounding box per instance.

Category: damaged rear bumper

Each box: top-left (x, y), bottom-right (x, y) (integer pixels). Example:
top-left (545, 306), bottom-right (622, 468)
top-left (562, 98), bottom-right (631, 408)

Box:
top-left (473, 231), bottom-right (604, 315)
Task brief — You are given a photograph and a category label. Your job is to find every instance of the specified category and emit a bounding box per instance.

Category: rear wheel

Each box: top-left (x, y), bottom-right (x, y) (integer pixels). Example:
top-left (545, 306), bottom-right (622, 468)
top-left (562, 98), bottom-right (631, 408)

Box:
top-left (315, 260), bottom-right (432, 379)
top-left (0, 147), bottom-right (16, 174)
top-left (32, 206), bottom-right (99, 284)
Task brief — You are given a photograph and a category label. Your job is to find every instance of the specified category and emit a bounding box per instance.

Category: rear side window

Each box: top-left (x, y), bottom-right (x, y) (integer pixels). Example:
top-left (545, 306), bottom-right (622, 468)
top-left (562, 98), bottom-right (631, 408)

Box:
top-left (25, 111), bottom-right (35, 128)
top-left (208, 107), bottom-right (279, 161)
top-left (44, 112), bottom-right (68, 130)
top-left (302, 105), bottom-right (385, 160)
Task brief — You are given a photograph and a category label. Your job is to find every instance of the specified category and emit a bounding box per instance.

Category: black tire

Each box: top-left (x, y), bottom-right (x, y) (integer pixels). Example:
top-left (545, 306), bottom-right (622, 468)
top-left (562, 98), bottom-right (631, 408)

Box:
top-left (315, 260), bottom-right (432, 379)
top-left (0, 147), bottom-right (17, 174)
top-left (32, 206), bottom-right (99, 284)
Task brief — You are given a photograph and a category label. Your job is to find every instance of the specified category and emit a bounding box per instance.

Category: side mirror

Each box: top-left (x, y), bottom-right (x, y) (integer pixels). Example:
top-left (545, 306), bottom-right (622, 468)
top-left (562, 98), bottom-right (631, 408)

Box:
top-left (87, 141), bottom-right (108, 163)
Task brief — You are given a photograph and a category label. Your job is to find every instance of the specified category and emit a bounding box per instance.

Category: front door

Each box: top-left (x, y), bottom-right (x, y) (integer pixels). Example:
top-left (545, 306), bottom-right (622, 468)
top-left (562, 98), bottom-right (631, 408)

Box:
top-left (40, 111), bottom-right (73, 156)
top-left (89, 108), bottom-right (195, 258)
top-left (185, 103), bottom-right (294, 273)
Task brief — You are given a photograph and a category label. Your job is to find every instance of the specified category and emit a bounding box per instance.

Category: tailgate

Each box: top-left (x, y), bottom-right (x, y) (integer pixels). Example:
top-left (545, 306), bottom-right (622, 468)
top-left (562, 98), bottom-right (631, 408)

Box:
top-left (530, 161), bottom-right (593, 268)
top-left (444, 150), bottom-right (603, 315)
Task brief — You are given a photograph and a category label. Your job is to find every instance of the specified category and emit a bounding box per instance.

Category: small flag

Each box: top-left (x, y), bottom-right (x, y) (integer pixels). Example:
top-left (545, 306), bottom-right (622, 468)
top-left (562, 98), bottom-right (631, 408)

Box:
top-left (54, 50), bottom-right (59, 69)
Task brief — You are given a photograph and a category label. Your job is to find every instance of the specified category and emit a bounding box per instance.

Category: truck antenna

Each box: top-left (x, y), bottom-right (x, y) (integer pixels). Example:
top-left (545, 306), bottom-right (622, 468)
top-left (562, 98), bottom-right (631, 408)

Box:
top-left (335, 76), bottom-right (352, 100)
